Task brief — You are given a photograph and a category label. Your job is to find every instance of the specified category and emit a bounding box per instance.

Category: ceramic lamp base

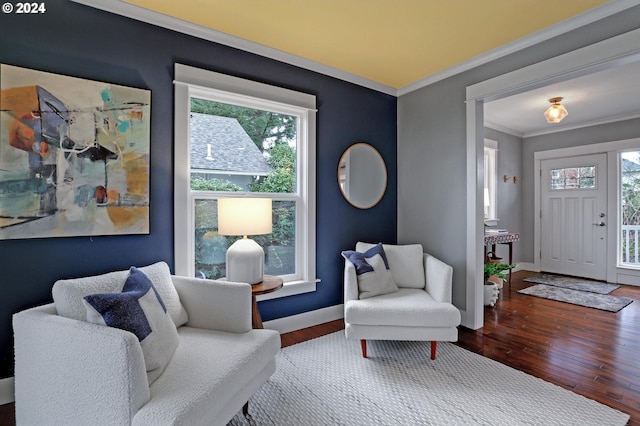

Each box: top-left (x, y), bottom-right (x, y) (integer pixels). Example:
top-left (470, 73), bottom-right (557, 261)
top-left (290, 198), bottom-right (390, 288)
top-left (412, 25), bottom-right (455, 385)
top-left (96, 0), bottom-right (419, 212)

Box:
top-left (226, 238), bottom-right (264, 285)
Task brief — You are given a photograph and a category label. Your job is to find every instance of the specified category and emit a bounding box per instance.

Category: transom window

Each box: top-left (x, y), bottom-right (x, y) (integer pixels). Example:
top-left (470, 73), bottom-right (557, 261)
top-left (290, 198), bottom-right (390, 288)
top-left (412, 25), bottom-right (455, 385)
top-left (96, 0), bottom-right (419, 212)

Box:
top-left (550, 166), bottom-right (596, 190)
top-left (174, 64), bottom-right (317, 289)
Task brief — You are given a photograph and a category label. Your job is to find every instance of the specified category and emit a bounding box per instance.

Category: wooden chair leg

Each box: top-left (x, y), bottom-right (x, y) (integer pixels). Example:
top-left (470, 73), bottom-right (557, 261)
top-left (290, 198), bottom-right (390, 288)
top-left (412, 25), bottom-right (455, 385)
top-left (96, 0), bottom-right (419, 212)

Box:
top-left (361, 339), bottom-right (367, 358)
top-left (242, 401), bottom-right (249, 416)
top-left (431, 341), bottom-right (437, 360)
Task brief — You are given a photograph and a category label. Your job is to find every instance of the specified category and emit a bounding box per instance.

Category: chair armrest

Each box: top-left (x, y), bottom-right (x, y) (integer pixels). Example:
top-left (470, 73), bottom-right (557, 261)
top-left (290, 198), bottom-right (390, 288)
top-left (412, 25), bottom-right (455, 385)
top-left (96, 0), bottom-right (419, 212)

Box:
top-left (344, 260), bottom-right (359, 302)
top-left (423, 253), bottom-right (453, 303)
top-left (13, 304), bottom-right (149, 425)
top-left (171, 276), bottom-right (252, 333)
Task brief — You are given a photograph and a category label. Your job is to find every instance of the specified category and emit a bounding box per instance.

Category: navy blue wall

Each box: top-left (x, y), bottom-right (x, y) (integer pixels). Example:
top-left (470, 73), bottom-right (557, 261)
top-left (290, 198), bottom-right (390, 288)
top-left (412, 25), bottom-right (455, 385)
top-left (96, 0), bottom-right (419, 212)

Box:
top-left (0, 1), bottom-right (397, 378)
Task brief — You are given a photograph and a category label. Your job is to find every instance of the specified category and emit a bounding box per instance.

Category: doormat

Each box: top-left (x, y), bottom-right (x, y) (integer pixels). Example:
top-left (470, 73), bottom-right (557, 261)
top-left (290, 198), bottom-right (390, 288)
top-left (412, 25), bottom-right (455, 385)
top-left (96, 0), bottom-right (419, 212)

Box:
top-left (518, 284), bottom-right (633, 312)
top-left (523, 274), bottom-right (619, 294)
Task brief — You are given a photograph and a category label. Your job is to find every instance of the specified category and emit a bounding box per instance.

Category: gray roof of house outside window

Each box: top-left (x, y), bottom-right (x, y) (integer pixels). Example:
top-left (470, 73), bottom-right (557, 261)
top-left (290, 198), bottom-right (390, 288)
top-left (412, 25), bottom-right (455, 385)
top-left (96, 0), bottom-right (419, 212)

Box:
top-left (190, 113), bottom-right (273, 175)
top-left (623, 158), bottom-right (640, 172)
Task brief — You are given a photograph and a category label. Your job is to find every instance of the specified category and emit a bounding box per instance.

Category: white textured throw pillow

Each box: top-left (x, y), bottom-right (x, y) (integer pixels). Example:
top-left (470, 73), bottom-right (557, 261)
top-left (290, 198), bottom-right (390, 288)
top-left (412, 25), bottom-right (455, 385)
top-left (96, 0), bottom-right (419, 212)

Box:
top-left (52, 261), bottom-right (188, 327)
top-left (83, 267), bottom-right (179, 385)
top-left (355, 254), bottom-right (399, 299)
top-left (138, 262), bottom-right (188, 327)
top-left (356, 242), bottom-right (425, 288)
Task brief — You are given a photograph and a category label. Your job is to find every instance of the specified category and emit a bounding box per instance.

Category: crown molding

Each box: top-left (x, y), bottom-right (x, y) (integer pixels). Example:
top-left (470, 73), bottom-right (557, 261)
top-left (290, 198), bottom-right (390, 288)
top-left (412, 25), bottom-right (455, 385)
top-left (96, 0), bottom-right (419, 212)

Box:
top-left (397, 0), bottom-right (640, 96)
top-left (70, 0), bottom-right (398, 95)
top-left (72, 0), bottom-right (639, 97)
top-left (484, 122), bottom-right (524, 138)
top-left (486, 112), bottom-right (640, 140)
top-left (522, 113), bottom-right (640, 138)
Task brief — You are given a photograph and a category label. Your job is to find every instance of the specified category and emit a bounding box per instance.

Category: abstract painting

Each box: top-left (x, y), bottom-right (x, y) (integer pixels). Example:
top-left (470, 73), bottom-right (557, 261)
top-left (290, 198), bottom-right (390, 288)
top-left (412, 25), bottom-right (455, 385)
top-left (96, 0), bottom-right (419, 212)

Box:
top-left (0, 64), bottom-right (151, 239)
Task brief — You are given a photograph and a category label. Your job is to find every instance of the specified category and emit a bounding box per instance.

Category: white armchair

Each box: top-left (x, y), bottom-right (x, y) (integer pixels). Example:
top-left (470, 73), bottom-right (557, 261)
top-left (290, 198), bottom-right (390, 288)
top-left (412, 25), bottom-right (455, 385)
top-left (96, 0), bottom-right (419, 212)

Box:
top-left (343, 242), bottom-right (461, 359)
top-left (13, 262), bottom-right (280, 426)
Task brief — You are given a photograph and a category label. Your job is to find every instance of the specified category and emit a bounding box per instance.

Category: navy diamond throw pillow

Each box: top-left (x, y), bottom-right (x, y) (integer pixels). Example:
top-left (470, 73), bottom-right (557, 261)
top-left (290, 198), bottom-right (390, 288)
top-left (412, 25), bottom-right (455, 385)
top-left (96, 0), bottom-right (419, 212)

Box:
top-left (341, 243), bottom-right (390, 275)
top-left (83, 266), bottom-right (179, 384)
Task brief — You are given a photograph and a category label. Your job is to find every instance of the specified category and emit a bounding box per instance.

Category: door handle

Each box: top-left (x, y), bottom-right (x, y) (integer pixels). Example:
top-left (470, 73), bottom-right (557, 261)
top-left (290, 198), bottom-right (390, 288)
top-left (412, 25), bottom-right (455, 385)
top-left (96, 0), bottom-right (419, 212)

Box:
top-left (593, 221), bottom-right (605, 226)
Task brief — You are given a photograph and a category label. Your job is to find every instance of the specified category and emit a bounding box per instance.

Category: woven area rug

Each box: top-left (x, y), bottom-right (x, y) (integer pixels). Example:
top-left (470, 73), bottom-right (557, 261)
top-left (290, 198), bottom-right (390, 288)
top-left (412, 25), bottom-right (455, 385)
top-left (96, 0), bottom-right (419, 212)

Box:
top-left (518, 284), bottom-right (633, 312)
top-left (523, 274), bottom-right (619, 294)
top-left (228, 332), bottom-right (629, 426)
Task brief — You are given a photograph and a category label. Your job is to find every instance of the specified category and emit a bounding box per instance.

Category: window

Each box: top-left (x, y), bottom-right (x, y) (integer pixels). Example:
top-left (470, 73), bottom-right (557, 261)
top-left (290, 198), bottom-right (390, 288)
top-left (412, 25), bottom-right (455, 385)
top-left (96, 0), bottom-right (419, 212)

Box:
top-left (550, 166), bottom-right (596, 190)
top-left (484, 140), bottom-right (497, 221)
top-left (174, 64), bottom-right (317, 293)
top-left (620, 150), bottom-right (640, 267)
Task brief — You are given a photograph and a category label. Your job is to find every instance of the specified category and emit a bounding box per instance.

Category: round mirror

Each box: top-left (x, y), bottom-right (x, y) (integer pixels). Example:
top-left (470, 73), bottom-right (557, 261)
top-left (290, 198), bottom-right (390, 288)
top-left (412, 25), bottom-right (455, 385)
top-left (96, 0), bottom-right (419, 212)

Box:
top-left (338, 143), bottom-right (387, 209)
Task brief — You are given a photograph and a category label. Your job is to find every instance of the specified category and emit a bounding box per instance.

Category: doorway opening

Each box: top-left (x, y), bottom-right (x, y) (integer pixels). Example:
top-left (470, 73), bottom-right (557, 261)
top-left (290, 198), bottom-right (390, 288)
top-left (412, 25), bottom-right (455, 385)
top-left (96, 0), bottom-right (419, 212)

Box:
top-left (465, 29), bottom-right (640, 330)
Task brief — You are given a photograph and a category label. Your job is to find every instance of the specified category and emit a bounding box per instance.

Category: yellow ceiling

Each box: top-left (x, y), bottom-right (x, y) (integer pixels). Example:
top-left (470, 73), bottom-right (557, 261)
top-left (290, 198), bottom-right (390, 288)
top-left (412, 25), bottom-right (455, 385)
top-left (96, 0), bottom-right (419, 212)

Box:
top-left (124, 0), bottom-right (608, 88)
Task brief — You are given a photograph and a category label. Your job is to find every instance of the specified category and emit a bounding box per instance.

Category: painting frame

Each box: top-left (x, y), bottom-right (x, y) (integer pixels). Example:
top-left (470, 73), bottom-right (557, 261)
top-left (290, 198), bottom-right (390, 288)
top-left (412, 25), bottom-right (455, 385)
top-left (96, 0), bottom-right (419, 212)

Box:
top-left (0, 64), bottom-right (151, 240)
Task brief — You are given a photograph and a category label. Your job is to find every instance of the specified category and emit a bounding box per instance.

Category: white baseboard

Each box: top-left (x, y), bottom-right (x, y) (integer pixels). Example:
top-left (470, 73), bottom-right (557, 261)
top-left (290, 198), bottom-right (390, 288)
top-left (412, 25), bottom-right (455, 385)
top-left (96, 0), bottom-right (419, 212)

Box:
top-left (515, 263), bottom-right (536, 272)
top-left (263, 304), bottom-right (344, 334)
top-left (459, 309), bottom-right (474, 330)
top-left (0, 377), bottom-right (14, 405)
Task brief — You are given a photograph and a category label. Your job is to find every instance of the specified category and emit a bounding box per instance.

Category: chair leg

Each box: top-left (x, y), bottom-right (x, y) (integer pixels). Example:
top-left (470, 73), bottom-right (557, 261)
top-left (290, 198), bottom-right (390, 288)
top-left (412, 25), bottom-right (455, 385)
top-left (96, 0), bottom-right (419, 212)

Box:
top-left (361, 339), bottom-right (367, 358)
top-left (242, 401), bottom-right (249, 416)
top-left (431, 341), bottom-right (437, 360)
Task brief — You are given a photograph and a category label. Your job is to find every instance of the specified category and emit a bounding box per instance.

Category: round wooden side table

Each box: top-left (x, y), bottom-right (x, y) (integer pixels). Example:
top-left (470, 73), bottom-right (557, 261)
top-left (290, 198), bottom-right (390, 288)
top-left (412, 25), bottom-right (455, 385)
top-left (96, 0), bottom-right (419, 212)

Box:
top-left (251, 275), bottom-right (283, 329)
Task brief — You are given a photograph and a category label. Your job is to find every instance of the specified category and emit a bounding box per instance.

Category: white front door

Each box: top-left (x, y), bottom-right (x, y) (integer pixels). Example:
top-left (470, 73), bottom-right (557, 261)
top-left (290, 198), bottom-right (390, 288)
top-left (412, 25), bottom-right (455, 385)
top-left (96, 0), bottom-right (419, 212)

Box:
top-left (540, 153), bottom-right (607, 280)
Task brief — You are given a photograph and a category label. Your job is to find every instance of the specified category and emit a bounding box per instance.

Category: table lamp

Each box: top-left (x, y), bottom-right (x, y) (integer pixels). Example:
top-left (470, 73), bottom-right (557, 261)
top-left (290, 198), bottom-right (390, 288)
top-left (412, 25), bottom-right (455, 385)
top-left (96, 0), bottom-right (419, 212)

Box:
top-left (218, 198), bottom-right (272, 285)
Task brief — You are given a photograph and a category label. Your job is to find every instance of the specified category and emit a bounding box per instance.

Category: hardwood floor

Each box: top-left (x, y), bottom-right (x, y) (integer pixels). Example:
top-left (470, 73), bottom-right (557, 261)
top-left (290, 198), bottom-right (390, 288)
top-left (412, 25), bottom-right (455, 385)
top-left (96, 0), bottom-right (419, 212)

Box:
top-left (2, 270), bottom-right (638, 425)
top-left (0, 399), bottom-right (12, 426)
top-left (284, 271), bottom-right (640, 424)
top-left (458, 270), bottom-right (640, 425)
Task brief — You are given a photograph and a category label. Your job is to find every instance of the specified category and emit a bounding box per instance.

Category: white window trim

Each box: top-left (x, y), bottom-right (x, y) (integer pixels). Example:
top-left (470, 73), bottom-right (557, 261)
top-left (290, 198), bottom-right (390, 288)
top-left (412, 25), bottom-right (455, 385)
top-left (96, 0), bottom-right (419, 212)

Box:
top-left (533, 137), bottom-right (640, 285)
top-left (484, 139), bottom-right (498, 222)
top-left (618, 149), bottom-right (640, 272)
top-left (173, 63), bottom-right (319, 298)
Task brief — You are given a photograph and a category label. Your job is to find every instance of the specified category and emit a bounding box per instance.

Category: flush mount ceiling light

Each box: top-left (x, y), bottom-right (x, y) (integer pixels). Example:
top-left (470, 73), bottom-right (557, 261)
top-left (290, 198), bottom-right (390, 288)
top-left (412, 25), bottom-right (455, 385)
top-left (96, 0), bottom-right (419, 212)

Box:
top-left (544, 97), bottom-right (568, 123)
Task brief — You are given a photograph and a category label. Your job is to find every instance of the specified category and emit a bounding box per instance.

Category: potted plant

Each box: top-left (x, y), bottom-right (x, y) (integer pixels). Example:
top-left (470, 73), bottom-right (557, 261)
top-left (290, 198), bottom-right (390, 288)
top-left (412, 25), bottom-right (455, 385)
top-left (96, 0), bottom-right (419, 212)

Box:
top-left (483, 262), bottom-right (517, 307)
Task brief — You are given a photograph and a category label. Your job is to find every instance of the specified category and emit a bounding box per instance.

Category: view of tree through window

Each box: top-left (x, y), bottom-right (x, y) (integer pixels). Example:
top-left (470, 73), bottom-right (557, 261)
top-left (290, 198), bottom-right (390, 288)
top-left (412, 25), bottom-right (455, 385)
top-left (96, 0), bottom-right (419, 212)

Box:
top-left (621, 151), bottom-right (640, 266)
top-left (190, 98), bottom-right (298, 279)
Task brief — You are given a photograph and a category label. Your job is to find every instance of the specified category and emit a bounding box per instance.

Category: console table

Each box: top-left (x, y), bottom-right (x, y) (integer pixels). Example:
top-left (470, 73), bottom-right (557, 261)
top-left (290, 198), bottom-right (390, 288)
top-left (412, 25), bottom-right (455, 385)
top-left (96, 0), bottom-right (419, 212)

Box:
top-left (484, 232), bottom-right (519, 285)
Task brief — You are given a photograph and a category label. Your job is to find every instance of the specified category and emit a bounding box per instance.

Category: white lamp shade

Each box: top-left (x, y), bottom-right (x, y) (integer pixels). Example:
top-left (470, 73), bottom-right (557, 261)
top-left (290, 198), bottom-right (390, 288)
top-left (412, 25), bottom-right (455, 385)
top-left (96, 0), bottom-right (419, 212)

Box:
top-left (218, 198), bottom-right (272, 236)
top-left (218, 198), bottom-right (272, 285)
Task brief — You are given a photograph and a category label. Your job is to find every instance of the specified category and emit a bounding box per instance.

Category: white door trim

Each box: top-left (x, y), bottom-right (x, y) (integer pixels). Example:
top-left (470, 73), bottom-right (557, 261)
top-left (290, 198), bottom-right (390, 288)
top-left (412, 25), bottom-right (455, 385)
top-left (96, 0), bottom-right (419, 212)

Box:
top-left (465, 29), bottom-right (640, 329)
top-left (533, 138), bottom-right (640, 284)
top-left (539, 154), bottom-right (607, 279)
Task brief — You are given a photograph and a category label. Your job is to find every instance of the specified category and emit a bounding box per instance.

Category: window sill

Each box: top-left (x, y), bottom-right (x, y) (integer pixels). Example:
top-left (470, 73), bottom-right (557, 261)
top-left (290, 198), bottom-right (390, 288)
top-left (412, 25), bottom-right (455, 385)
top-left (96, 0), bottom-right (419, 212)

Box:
top-left (484, 218), bottom-right (500, 227)
top-left (256, 278), bottom-right (320, 301)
